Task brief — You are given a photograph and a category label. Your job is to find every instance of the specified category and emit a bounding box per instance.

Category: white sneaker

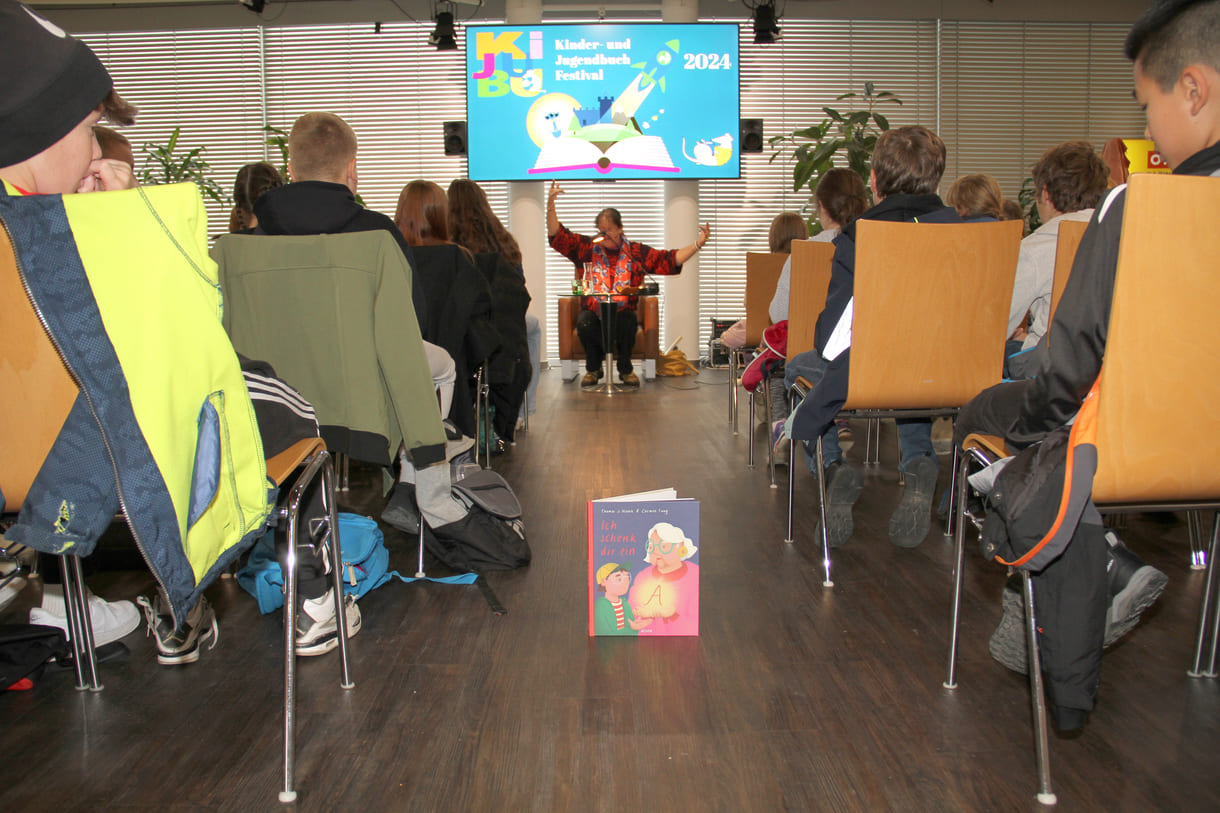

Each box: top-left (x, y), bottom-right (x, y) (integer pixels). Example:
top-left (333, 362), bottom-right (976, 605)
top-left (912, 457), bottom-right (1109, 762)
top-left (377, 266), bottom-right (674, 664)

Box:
top-left (29, 584), bottom-right (141, 646)
top-left (295, 591), bottom-right (361, 656)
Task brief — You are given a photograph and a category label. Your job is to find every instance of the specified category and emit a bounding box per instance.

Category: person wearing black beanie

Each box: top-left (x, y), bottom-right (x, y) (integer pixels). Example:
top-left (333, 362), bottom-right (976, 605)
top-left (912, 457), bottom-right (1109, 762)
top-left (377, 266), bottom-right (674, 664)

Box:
top-left (0, 0), bottom-right (137, 194)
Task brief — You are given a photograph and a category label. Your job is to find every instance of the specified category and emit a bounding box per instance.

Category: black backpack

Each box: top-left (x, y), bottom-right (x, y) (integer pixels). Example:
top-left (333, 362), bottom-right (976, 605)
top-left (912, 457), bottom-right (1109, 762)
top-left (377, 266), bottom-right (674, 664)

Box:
top-left (424, 469), bottom-right (531, 573)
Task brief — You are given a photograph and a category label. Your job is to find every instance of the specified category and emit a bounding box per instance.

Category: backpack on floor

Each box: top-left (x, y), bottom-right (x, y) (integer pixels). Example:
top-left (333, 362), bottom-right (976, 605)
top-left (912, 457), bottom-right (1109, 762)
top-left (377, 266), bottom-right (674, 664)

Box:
top-left (425, 469), bottom-right (531, 573)
top-left (236, 512), bottom-right (392, 612)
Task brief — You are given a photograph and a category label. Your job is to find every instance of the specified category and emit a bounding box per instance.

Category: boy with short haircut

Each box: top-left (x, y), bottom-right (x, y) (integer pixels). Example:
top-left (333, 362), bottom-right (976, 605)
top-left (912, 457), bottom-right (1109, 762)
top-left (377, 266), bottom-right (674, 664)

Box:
top-left (784, 124), bottom-right (962, 550)
top-left (955, 0), bottom-right (1220, 732)
top-left (1005, 141), bottom-right (1110, 379)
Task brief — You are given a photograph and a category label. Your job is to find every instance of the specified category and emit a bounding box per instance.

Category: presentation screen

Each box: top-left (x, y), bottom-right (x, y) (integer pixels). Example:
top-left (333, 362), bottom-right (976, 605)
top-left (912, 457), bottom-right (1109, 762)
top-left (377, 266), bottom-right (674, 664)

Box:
top-left (465, 23), bottom-right (741, 182)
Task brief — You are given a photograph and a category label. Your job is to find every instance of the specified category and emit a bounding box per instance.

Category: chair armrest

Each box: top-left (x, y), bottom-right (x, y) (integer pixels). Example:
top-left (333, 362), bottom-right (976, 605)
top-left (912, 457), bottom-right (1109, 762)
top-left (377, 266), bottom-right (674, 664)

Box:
top-left (961, 433), bottom-right (1011, 461)
top-left (266, 437), bottom-right (326, 487)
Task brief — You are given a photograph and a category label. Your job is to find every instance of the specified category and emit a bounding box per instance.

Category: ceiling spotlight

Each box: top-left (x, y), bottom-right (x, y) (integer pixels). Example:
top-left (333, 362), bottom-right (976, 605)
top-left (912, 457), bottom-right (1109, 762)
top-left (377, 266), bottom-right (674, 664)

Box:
top-left (430, 11), bottom-right (458, 51)
top-left (239, 0), bottom-right (266, 13)
top-left (752, 2), bottom-right (780, 44)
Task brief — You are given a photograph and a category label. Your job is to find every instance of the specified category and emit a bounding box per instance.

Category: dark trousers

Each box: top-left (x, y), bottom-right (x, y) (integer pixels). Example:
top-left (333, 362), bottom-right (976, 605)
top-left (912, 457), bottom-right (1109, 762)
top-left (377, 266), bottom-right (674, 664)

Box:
top-left (576, 306), bottom-right (638, 376)
top-left (955, 380), bottom-right (1108, 720)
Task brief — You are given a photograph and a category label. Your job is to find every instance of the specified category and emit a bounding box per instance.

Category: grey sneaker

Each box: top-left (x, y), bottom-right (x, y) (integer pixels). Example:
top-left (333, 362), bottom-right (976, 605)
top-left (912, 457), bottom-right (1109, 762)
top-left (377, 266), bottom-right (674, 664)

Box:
top-left (137, 594), bottom-right (218, 666)
top-left (817, 460), bottom-right (863, 548)
top-left (989, 576), bottom-right (1028, 674)
top-left (889, 455), bottom-right (939, 548)
top-left (1104, 532), bottom-right (1168, 645)
top-left (295, 591), bottom-right (361, 656)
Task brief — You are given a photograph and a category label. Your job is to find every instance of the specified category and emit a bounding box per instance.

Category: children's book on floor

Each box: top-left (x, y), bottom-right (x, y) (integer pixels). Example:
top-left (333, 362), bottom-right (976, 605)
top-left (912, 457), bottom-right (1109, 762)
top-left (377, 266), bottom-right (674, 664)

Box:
top-left (588, 489), bottom-right (699, 637)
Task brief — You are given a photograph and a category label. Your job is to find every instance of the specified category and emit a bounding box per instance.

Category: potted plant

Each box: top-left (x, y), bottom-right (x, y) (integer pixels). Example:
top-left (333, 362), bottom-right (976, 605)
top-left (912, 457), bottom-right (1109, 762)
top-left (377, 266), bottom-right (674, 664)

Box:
top-left (137, 126), bottom-right (228, 207)
top-left (768, 82), bottom-right (902, 231)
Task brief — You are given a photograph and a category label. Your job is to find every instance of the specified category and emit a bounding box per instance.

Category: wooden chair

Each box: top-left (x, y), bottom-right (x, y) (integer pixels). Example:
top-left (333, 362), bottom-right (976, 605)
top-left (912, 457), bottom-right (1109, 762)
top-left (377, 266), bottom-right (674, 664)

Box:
top-left (731, 252), bottom-right (787, 442)
top-left (557, 294), bottom-right (660, 381)
top-left (778, 240), bottom-right (835, 526)
top-left (0, 226), bottom-right (102, 691)
top-left (1048, 218), bottom-right (1089, 323)
top-left (765, 240), bottom-right (833, 487)
top-left (944, 173), bottom-right (1220, 805)
top-left (2, 226), bottom-right (352, 804)
top-left (793, 219), bottom-right (1022, 586)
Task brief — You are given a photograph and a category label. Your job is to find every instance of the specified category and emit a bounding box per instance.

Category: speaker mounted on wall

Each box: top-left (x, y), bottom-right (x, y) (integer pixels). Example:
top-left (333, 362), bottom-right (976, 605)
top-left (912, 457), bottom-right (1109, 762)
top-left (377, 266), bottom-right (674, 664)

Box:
top-left (740, 119), bottom-right (764, 154)
top-left (444, 121), bottom-right (467, 156)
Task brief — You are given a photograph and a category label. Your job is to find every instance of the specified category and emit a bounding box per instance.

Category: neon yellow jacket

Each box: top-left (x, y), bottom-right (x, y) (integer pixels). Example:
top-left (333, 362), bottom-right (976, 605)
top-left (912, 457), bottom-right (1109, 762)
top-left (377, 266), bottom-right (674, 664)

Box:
top-left (1, 182), bottom-right (271, 627)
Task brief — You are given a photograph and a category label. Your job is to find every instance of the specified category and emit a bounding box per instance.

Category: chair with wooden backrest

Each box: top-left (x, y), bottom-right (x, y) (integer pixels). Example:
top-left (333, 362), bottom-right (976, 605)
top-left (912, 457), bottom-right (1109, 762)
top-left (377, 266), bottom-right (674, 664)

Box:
top-left (944, 173), bottom-right (1220, 806)
top-left (731, 252), bottom-right (788, 442)
top-left (1048, 218), bottom-right (1089, 322)
top-left (1, 227), bottom-right (351, 804)
top-left (0, 227), bottom-right (102, 691)
top-left (779, 240), bottom-right (835, 529)
top-left (794, 219), bottom-right (1022, 586)
top-left (557, 294), bottom-right (660, 381)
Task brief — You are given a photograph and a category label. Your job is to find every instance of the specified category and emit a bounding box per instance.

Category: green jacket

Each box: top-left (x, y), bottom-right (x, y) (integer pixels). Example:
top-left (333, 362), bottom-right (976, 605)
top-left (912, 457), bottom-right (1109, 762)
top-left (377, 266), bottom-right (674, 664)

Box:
top-left (214, 232), bottom-right (446, 468)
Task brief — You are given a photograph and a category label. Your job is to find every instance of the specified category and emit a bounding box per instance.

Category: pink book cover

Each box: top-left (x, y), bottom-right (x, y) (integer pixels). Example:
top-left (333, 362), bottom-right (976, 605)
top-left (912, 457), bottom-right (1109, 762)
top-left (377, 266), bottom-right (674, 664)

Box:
top-left (588, 494), bottom-right (699, 637)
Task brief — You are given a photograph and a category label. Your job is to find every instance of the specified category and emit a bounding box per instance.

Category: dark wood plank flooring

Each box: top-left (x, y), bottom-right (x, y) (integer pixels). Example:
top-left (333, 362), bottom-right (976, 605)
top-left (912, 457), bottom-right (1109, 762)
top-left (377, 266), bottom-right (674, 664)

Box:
top-left (3, 367), bottom-right (1218, 812)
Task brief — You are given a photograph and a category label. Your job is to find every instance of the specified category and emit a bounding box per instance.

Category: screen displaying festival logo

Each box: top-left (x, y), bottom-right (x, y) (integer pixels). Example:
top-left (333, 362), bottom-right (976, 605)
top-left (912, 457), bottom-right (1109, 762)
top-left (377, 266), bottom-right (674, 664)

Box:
top-left (466, 23), bottom-right (740, 181)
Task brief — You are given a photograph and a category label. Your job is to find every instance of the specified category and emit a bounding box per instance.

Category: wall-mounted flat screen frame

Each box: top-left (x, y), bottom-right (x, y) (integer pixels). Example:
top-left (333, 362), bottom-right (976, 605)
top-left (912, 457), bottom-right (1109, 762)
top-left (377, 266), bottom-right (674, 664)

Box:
top-left (465, 23), bottom-right (740, 182)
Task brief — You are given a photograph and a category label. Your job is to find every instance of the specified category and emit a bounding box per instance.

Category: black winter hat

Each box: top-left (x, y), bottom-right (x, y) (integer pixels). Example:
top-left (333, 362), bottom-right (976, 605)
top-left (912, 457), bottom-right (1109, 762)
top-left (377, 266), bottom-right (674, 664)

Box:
top-left (0, 1), bottom-right (112, 167)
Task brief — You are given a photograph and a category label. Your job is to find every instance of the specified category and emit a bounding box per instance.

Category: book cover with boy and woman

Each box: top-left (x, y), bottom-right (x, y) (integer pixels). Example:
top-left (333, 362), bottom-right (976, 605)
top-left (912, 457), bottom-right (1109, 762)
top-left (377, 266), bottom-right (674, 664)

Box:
top-left (588, 491), bottom-right (699, 636)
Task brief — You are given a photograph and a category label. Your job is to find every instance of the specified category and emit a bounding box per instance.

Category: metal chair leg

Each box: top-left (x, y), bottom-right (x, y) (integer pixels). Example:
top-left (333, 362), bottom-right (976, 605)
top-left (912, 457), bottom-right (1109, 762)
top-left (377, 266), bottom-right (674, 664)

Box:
top-left (765, 376), bottom-right (777, 488)
top-left (944, 444), bottom-right (961, 538)
top-left (1022, 573), bottom-right (1057, 806)
top-left (1189, 509), bottom-right (1220, 678)
top-left (62, 555), bottom-right (102, 692)
top-left (814, 436), bottom-right (833, 588)
top-left (280, 448), bottom-right (354, 805)
top-left (747, 383), bottom-right (757, 470)
top-left (944, 449), bottom-right (972, 689)
top-left (1188, 511), bottom-right (1209, 570)
top-left (786, 420), bottom-right (797, 546)
top-left (729, 350), bottom-right (739, 433)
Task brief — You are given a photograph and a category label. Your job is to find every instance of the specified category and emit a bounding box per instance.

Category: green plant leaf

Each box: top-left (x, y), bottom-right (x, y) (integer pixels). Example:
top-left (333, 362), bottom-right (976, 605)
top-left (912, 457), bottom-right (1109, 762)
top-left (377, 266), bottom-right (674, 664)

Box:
top-left (846, 110), bottom-right (871, 127)
top-left (865, 81), bottom-right (875, 96)
top-left (834, 92), bottom-right (857, 102)
top-left (822, 107), bottom-right (844, 123)
top-left (873, 112), bottom-right (890, 131)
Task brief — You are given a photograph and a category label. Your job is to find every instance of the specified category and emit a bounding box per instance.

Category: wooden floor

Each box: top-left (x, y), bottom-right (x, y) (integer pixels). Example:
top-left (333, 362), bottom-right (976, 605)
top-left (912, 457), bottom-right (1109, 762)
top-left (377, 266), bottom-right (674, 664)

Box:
top-left (3, 367), bottom-right (1219, 812)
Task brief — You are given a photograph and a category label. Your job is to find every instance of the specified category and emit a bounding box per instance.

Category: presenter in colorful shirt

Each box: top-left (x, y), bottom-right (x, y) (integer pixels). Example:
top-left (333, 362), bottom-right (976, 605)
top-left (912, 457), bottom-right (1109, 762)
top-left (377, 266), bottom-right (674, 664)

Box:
top-left (547, 180), bottom-right (710, 386)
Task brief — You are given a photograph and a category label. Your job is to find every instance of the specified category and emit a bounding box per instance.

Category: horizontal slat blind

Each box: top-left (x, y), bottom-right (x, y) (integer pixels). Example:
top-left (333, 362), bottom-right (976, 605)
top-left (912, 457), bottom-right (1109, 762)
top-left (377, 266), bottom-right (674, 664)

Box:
top-left (695, 18), bottom-right (939, 353)
top-left (940, 22), bottom-right (1143, 205)
top-left (80, 17), bottom-right (1145, 363)
top-left (81, 28), bottom-right (267, 235)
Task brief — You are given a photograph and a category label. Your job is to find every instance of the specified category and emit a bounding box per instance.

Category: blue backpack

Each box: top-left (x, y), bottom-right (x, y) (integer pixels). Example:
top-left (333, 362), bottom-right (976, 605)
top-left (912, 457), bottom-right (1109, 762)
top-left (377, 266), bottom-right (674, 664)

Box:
top-left (237, 512), bottom-right (392, 613)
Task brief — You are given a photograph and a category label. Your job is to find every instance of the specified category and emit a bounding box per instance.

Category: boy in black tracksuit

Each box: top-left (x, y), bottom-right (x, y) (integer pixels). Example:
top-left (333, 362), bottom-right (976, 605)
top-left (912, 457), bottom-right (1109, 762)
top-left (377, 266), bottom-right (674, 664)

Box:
top-left (954, 0), bottom-right (1220, 731)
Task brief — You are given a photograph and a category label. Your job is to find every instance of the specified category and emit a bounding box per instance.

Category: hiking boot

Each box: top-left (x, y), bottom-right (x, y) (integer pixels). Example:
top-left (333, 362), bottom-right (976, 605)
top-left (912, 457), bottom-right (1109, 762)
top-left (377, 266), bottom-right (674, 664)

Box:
top-left (581, 370), bottom-right (602, 387)
top-left (989, 576), bottom-right (1029, 674)
top-left (30, 584), bottom-right (141, 647)
top-left (771, 420), bottom-right (790, 467)
top-left (889, 455), bottom-right (939, 548)
top-left (382, 483), bottom-right (421, 535)
top-left (816, 460), bottom-right (863, 548)
top-left (296, 591), bottom-right (362, 656)
top-left (1104, 532), bottom-right (1168, 646)
top-left (137, 593), bottom-right (218, 666)
top-left (620, 371), bottom-right (640, 386)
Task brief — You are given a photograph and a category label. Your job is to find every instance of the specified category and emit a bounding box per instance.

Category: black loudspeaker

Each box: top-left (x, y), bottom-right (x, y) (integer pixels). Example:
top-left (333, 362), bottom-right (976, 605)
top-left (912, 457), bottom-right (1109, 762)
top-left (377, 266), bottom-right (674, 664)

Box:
top-left (443, 121), bottom-right (467, 156)
top-left (740, 119), bottom-right (764, 153)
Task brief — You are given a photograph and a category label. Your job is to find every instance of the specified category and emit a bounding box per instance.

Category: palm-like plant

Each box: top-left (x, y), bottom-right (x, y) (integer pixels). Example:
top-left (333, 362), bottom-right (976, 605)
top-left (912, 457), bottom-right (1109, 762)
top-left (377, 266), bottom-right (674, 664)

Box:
top-left (137, 127), bottom-right (227, 206)
top-left (768, 82), bottom-right (903, 230)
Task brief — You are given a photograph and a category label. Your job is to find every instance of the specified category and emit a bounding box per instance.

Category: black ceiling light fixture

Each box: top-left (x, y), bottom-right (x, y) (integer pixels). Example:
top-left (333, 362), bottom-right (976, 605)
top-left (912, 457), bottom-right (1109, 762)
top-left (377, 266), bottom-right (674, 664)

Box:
top-left (750, 1), bottom-right (781, 45)
top-left (430, 4), bottom-right (458, 51)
